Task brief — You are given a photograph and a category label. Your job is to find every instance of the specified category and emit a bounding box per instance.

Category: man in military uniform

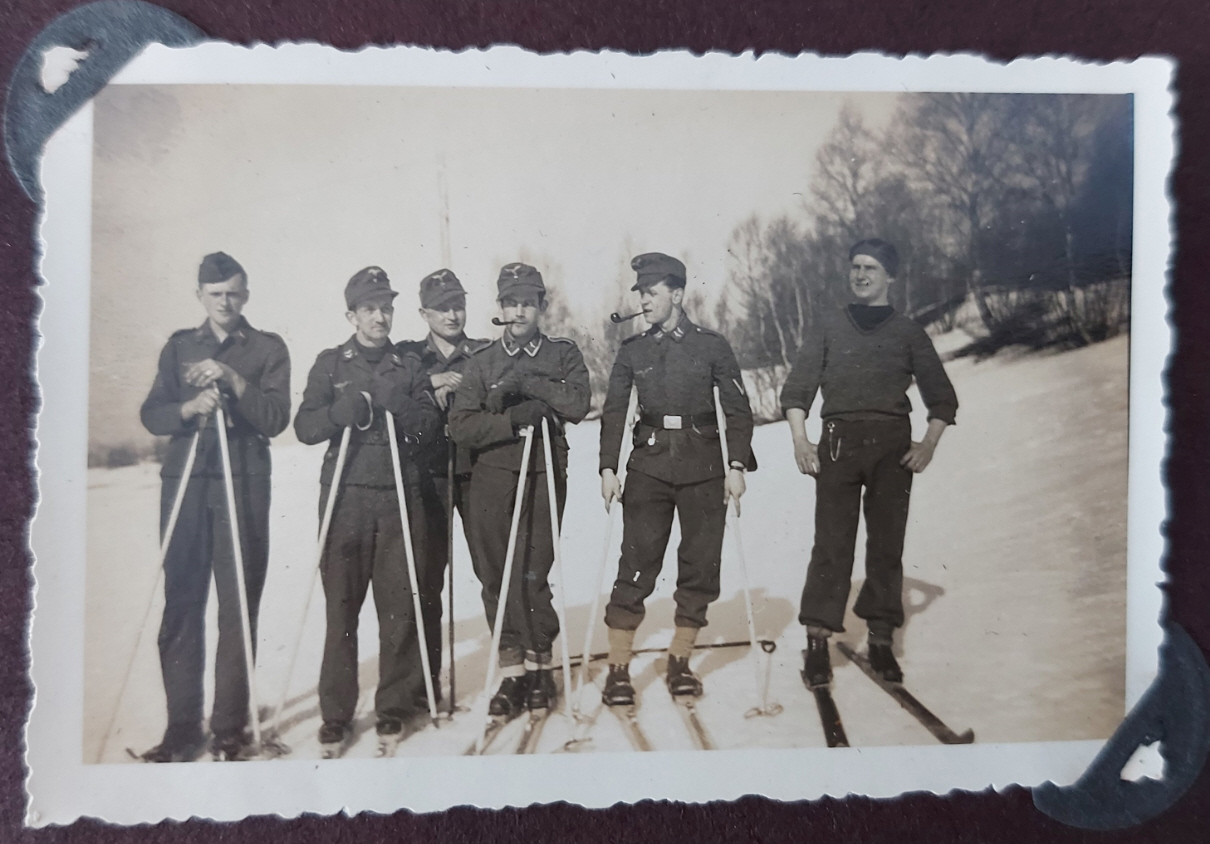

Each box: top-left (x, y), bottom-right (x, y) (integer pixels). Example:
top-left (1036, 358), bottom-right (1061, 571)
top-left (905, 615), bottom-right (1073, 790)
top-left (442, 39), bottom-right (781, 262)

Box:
top-left (781, 239), bottom-right (958, 687)
top-left (139, 252), bottom-right (291, 761)
top-left (293, 267), bottom-right (442, 755)
top-left (394, 269), bottom-right (492, 695)
top-left (449, 263), bottom-right (591, 716)
top-left (598, 252), bottom-right (755, 705)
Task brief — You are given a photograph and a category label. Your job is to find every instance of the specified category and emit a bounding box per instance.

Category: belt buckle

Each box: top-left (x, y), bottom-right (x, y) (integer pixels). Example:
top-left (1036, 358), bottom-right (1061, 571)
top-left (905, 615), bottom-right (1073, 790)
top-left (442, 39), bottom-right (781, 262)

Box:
top-left (663, 415), bottom-right (682, 430)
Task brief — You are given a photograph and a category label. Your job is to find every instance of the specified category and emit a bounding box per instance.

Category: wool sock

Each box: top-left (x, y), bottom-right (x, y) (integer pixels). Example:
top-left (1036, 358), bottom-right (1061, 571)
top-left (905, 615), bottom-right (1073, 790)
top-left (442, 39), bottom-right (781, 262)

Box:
top-left (668, 626), bottom-right (699, 660)
top-left (607, 627), bottom-right (636, 666)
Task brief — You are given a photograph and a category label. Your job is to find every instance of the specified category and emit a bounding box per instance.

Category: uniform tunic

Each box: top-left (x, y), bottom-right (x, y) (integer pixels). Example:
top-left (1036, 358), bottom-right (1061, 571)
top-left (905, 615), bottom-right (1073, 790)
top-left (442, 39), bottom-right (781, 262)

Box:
top-left (780, 306), bottom-right (959, 635)
top-left (294, 336), bottom-right (443, 726)
top-left (139, 317), bottom-right (290, 741)
top-left (599, 313), bottom-right (755, 631)
top-left (449, 332), bottom-right (590, 666)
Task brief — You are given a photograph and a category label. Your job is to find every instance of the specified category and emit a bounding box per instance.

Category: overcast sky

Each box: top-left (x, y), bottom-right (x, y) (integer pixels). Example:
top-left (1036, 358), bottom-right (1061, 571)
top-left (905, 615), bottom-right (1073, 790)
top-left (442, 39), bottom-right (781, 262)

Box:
top-left (89, 84), bottom-right (900, 447)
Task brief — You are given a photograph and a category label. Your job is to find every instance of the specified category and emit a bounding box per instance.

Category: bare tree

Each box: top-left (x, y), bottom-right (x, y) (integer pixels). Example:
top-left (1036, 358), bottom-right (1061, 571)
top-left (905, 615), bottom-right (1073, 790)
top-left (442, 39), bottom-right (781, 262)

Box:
top-left (1010, 95), bottom-right (1113, 344)
top-left (810, 104), bottom-right (884, 241)
top-left (892, 93), bottom-right (1022, 331)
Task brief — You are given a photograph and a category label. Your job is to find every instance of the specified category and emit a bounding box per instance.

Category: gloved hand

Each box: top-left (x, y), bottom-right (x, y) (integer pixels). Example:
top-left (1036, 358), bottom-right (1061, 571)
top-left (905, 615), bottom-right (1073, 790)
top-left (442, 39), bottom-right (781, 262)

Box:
top-left (485, 370), bottom-right (524, 414)
top-left (508, 399), bottom-right (552, 432)
top-left (329, 389), bottom-right (370, 428)
top-left (370, 369), bottom-right (416, 415)
top-left (519, 374), bottom-right (559, 403)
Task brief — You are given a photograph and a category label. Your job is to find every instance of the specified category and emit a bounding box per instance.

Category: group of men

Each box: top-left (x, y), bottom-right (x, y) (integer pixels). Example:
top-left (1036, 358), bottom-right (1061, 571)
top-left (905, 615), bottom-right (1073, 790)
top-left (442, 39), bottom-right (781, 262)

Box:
top-left (137, 237), bottom-right (957, 762)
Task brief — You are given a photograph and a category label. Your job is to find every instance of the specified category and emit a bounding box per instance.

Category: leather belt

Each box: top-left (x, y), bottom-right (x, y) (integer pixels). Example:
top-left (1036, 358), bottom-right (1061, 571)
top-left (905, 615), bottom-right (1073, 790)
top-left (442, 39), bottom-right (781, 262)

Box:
top-left (639, 411), bottom-right (716, 430)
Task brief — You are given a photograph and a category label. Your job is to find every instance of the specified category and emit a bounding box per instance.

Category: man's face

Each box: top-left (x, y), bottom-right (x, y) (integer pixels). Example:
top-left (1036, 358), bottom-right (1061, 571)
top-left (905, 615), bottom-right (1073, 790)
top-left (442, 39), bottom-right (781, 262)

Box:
top-left (196, 275), bottom-right (249, 331)
top-left (639, 280), bottom-right (682, 326)
top-left (347, 298), bottom-right (395, 345)
top-left (849, 254), bottom-right (894, 305)
top-left (420, 298), bottom-right (467, 341)
top-left (499, 292), bottom-right (545, 341)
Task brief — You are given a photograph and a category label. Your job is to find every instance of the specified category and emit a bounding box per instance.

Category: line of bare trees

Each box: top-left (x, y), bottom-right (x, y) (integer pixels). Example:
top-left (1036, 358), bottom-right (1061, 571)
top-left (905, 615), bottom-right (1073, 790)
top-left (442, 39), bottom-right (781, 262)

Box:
top-left (717, 93), bottom-right (1134, 389)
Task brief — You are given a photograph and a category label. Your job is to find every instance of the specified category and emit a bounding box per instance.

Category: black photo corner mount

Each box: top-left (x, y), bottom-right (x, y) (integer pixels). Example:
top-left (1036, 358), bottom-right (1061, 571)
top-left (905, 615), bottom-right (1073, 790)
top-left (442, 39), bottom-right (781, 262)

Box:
top-left (2, 0), bottom-right (204, 203)
top-left (4, 0), bottom-right (1210, 835)
top-left (1033, 622), bottom-right (1210, 830)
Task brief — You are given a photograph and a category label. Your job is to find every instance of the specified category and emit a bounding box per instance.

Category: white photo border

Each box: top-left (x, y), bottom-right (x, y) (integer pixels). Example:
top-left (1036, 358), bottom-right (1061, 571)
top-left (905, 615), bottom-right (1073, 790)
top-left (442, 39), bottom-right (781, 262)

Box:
top-left (25, 44), bottom-right (1173, 826)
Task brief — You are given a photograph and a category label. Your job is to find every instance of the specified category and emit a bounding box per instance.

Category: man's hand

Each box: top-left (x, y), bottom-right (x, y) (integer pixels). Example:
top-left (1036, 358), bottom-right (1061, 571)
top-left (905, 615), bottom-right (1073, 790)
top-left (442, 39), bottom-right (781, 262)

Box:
top-left (601, 469), bottom-right (622, 511)
top-left (434, 385), bottom-right (455, 408)
top-left (330, 389), bottom-right (370, 428)
top-left (901, 440), bottom-right (937, 473)
top-left (724, 468), bottom-right (747, 516)
top-left (793, 438), bottom-right (820, 476)
top-left (371, 369), bottom-right (417, 415)
top-left (485, 370), bottom-right (523, 413)
top-left (184, 359), bottom-right (247, 397)
top-left (900, 418), bottom-right (948, 473)
top-left (180, 385), bottom-right (221, 420)
top-left (430, 371), bottom-right (463, 391)
top-left (507, 399), bottom-right (550, 431)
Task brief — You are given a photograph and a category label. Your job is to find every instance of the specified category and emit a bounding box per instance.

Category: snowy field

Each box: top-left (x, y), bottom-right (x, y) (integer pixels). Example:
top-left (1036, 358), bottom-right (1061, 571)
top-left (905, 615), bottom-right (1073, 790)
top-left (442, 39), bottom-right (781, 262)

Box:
top-left (83, 335), bottom-right (1129, 763)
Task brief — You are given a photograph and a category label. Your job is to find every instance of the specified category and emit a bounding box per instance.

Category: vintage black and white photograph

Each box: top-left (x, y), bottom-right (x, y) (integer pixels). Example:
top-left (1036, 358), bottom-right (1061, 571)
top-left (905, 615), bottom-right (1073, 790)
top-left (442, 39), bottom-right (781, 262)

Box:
top-left (26, 46), bottom-right (1171, 823)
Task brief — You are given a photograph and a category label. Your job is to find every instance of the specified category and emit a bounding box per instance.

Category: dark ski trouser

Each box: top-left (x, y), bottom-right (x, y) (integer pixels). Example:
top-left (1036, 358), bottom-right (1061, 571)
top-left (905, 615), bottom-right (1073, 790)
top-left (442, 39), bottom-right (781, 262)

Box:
top-left (799, 418), bottom-right (913, 635)
top-left (467, 459), bottom-right (565, 668)
top-left (318, 482), bottom-right (436, 726)
top-left (158, 472), bottom-right (269, 740)
top-left (605, 470), bottom-right (727, 631)
top-left (413, 471), bottom-right (472, 694)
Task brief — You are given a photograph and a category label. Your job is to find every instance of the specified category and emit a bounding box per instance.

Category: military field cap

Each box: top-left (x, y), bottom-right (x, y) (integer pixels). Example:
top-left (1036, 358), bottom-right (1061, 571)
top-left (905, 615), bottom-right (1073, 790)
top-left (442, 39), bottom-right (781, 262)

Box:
top-left (420, 268), bottom-right (467, 310)
top-left (631, 252), bottom-right (687, 291)
top-left (198, 252), bottom-right (246, 286)
top-left (496, 262), bottom-right (545, 300)
top-left (849, 238), bottom-right (900, 278)
top-left (345, 266), bottom-right (398, 310)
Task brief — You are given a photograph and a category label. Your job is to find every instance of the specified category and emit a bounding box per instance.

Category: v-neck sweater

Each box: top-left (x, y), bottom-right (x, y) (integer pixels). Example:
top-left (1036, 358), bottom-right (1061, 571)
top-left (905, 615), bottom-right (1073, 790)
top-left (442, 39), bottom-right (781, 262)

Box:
top-left (780, 307), bottom-right (958, 425)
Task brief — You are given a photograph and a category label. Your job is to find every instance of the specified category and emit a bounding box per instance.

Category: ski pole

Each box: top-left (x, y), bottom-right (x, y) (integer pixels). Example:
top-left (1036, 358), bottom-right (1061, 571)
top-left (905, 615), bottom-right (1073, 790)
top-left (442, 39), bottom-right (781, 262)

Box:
top-left (386, 410), bottom-right (441, 728)
top-left (713, 386), bottom-right (782, 718)
top-left (446, 418), bottom-right (458, 717)
top-left (215, 403), bottom-right (265, 751)
top-left (96, 426), bottom-right (202, 764)
top-left (269, 424), bottom-right (352, 739)
top-left (573, 386), bottom-right (638, 713)
top-left (540, 418), bottom-right (574, 716)
top-left (473, 426), bottom-right (535, 754)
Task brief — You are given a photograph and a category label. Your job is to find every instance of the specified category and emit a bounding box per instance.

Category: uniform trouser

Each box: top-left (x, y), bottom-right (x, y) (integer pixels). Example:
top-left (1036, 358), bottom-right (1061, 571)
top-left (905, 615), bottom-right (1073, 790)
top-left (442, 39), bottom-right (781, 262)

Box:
top-left (467, 460), bottom-right (566, 668)
top-left (318, 481), bottom-right (437, 727)
top-left (413, 471), bottom-right (471, 693)
top-left (799, 418), bottom-right (914, 635)
top-left (158, 472), bottom-right (270, 740)
top-left (604, 470), bottom-right (727, 631)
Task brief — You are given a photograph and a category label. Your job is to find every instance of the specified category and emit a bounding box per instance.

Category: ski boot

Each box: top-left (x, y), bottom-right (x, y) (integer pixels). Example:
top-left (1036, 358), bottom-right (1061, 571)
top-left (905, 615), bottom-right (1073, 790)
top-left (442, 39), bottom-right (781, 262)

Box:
top-left (801, 635), bottom-right (832, 688)
top-left (376, 717), bottom-right (404, 758)
top-left (318, 721), bottom-right (352, 759)
top-left (211, 729), bottom-right (256, 762)
top-left (666, 655), bottom-right (703, 697)
top-left (488, 674), bottom-right (531, 718)
top-left (527, 669), bottom-right (558, 711)
top-left (137, 726), bottom-right (207, 763)
top-left (602, 664), bottom-right (636, 706)
top-left (868, 642), bottom-right (903, 684)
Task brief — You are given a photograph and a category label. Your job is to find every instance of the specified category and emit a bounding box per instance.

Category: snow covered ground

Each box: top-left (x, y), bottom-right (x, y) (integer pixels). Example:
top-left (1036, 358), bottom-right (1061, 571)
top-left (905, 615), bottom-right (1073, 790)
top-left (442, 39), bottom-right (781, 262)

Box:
top-left (83, 335), bottom-right (1129, 763)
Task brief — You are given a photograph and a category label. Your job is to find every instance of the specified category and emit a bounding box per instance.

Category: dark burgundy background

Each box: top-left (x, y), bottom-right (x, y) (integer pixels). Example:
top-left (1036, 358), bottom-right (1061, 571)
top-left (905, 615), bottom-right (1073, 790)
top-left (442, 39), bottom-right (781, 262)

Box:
top-left (1, 1), bottom-right (1207, 840)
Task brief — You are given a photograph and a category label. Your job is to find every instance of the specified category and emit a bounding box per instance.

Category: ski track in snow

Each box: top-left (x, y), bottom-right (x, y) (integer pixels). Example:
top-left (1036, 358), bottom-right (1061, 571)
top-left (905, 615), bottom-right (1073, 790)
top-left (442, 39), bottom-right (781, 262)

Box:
top-left (83, 335), bottom-right (1129, 763)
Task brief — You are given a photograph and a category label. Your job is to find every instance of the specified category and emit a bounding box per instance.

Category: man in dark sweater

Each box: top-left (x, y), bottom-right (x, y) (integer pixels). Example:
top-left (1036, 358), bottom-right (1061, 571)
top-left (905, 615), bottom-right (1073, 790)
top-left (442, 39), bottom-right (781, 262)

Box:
top-left (780, 239), bottom-right (958, 688)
